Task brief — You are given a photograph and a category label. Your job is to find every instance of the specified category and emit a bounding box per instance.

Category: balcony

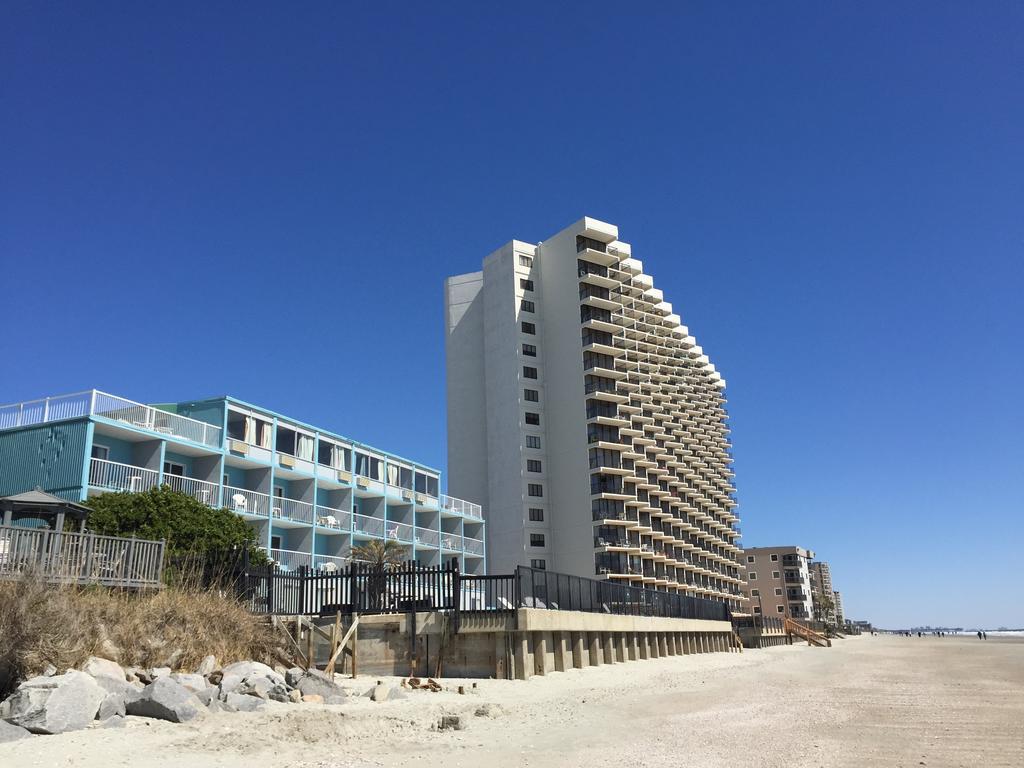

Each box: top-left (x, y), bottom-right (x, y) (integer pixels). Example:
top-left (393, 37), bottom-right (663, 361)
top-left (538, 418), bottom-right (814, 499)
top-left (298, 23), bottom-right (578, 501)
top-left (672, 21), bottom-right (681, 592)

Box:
top-left (162, 473), bottom-right (220, 507)
top-left (272, 496), bottom-right (314, 526)
top-left (267, 548), bottom-right (312, 572)
top-left (353, 513), bottom-right (385, 538)
top-left (0, 390), bottom-right (223, 447)
top-left (463, 536), bottom-right (485, 556)
top-left (315, 506), bottom-right (352, 531)
top-left (386, 520), bottom-right (414, 543)
top-left (414, 526), bottom-right (440, 548)
top-left (88, 458), bottom-right (159, 494)
top-left (440, 494), bottom-right (483, 519)
top-left (224, 485), bottom-right (271, 517)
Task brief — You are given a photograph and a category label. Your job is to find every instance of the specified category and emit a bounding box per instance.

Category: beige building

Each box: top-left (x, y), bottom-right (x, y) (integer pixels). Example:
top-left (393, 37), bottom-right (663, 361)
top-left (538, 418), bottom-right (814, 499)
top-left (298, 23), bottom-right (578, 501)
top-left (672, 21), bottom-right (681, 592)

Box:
top-left (742, 546), bottom-right (815, 621)
top-left (833, 590), bottom-right (845, 626)
top-left (446, 217), bottom-right (743, 612)
top-left (809, 560), bottom-right (835, 623)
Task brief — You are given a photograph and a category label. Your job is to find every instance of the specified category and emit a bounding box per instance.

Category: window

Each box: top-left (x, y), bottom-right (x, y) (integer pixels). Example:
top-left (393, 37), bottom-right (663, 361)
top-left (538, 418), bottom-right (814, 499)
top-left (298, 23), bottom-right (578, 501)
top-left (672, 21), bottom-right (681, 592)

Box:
top-left (528, 508), bottom-right (544, 522)
top-left (750, 589), bottom-right (760, 597)
top-left (770, 554), bottom-right (779, 561)
top-left (772, 571), bottom-right (780, 579)
top-left (775, 588), bottom-right (783, 596)
top-left (519, 254), bottom-right (533, 267)
top-left (530, 533), bottom-right (546, 547)
top-left (523, 388), bottom-right (539, 402)
top-left (520, 299), bottom-right (535, 313)
top-left (525, 435), bottom-right (541, 449)
top-left (527, 459), bottom-right (542, 473)
top-left (523, 366), bottom-right (538, 379)
top-left (753, 606), bottom-right (761, 614)
top-left (163, 461), bottom-right (185, 477)
top-left (748, 572), bottom-right (757, 580)
top-left (520, 278), bottom-right (534, 291)
top-left (525, 412), bottom-right (540, 425)
top-left (776, 606), bottom-right (785, 614)
top-left (522, 343), bottom-right (537, 357)
top-left (521, 321), bottom-right (536, 334)
top-left (746, 555), bottom-right (755, 563)
top-left (528, 484), bottom-right (543, 497)
top-left (222, 473), bottom-right (230, 487)
top-left (530, 559), bottom-right (546, 570)
top-left (91, 444), bottom-right (109, 460)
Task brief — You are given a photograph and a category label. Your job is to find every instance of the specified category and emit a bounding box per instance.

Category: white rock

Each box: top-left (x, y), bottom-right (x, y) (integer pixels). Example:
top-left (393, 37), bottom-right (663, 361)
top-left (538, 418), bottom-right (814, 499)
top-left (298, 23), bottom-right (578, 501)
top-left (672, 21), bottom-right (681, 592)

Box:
top-left (125, 678), bottom-right (207, 723)
top-left (4, 671), bottom-right (105, 734)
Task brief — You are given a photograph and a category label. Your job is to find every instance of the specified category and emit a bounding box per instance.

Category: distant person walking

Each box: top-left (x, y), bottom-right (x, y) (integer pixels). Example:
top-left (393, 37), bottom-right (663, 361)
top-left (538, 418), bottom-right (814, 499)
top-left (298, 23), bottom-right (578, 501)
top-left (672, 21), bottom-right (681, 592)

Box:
top-left (982, 631), bottom-right (987, 640)
top-left (977, 631), bottom-right (983, 640)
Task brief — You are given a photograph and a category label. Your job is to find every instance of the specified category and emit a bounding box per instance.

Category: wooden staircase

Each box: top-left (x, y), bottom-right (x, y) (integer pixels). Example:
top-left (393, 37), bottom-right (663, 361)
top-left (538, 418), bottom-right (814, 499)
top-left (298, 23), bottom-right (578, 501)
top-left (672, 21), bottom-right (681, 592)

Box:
top-left (785, 618), bottom-right (832, 647)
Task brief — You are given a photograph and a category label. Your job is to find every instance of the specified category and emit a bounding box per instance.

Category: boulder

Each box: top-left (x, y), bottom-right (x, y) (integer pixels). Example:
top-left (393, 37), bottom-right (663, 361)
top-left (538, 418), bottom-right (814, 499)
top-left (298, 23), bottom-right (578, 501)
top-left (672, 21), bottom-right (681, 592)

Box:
top-left (267, 684), bottom-right (292, 704)
top-left (237, 677), bottom-right (275, 699)
top-left (301, 694), bottom-right (324, 704)
top-left (285, 667), bottom-right (305, 687)
top-left (169, 673), bottom-right (206, 693)
top-left (0, 720), bottom-right (33, 742)
top-left (126, 678), bottom-right (206, 723)
top-left (219, 661), bottom-right (283, 693)
top-left (147, 667), bottom-right (172, 681)
top-left (437, 715), bottom-right (464, 731)
top-left (366, 684), bottom-right (390, 702)
top-left (222, 693), bottom-right (264, 713)
top-left (81, 657), bottom-right (125, 682)
top-left (194, 687), bottom-right (219, 707)
top-left (295, 670), bottom-right (345, 700)
top-left (474, 703), bottom-right (501, 718)
top-left (196, 655), bottom-right (218, 677)
top-left (41, 664), bottom-right (57, 677)
top-left (97, 693), bottom-right (126, 720)
top-left (3, 671), bottom-right (105, 734)
top-left (288, 689), bottom-right (302, 703)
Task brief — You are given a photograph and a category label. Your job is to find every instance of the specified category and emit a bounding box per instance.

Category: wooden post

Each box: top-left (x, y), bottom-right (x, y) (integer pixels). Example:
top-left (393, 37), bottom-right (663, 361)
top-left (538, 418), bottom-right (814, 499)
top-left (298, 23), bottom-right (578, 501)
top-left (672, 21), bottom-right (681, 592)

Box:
top-left (351, 613), bottom-right (358, 678)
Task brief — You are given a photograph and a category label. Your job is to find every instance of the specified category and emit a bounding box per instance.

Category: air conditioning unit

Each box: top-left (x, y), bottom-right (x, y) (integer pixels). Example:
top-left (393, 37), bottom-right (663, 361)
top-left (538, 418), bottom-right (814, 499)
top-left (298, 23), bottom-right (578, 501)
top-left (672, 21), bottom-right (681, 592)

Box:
top-left (230, 440), bottom-right (248, 454)
top-left (279, 454), bottom-right (295, 468)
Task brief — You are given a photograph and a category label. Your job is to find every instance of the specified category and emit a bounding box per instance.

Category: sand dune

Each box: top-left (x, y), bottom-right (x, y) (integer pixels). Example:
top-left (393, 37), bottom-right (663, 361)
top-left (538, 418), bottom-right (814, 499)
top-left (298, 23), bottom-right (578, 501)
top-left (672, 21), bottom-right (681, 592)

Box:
top-left (5, 634), bottom-right (1022, 767)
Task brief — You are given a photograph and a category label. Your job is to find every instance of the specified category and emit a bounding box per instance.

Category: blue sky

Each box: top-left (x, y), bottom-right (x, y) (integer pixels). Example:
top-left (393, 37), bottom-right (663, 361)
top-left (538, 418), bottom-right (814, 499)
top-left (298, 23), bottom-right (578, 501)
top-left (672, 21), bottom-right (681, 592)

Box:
top-left (2, 2), bottom-right (1021, 629)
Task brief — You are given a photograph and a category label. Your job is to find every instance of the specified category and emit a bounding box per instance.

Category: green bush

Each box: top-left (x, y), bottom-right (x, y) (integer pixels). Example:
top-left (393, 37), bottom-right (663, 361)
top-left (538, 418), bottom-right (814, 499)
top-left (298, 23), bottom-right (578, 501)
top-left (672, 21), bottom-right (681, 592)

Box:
top-left (85, 485), bottom-right (265, 561)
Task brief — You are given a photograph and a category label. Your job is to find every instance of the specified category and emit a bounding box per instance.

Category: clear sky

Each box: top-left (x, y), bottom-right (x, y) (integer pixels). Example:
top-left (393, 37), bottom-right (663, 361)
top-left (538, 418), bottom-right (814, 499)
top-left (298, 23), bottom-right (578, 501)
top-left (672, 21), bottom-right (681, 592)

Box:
top-left (2, 3), bottom-right (1021, 629)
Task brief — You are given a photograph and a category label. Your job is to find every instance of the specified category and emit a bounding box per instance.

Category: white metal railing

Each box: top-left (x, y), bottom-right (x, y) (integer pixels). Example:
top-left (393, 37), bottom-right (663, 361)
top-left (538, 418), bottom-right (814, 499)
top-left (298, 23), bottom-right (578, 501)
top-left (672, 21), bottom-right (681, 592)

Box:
top-left (272, 496), bottom-right (314, 524)
top-left (88, 458), bottom-right (160, 494)
top-left (353, 513), bottom-right (385, 537)
top-left (0, 390), bottom-right (223, 447)
top-left (315, 506), bottom-right (352, 531)
top-left (268, 548), bottom-right (312, 572)
top-left (414, 526), bottom-right (439, 548)
top-left (440, 532), bottom-right (462, 551)
top-left (440, 494), bottom-right (483, 519)
top-left (386, 520), bottom-right (414, 543)
top-left (312, 553), bottom-right (351, 571)
top-left (162, 474), bottom-right (219, 507)
top-left (224, 485), bottom-right (270, 516)
top-left (463, 536), bottom-right (485, 556)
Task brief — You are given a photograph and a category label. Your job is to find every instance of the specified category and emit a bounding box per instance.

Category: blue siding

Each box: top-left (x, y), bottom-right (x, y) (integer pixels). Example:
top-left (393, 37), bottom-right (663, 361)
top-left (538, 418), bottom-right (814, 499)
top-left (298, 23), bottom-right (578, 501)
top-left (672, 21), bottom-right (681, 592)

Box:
top-left (90, 435), bottom-right (135, 465)
top-left (0, 420), bottom-right (90, 497)
top-left (163, 451), bottom-right (194, 474)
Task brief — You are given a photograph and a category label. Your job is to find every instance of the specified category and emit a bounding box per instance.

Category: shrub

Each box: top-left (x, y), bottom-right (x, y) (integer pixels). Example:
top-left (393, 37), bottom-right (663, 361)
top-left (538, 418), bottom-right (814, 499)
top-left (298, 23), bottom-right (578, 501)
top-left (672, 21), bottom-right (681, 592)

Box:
top-left (85, 486), bottom-right (264, 560)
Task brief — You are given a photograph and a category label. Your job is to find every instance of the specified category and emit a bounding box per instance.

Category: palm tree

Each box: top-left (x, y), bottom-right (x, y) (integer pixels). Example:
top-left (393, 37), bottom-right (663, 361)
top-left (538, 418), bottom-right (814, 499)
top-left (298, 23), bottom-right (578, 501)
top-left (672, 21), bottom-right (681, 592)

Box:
top-left (350, 539), bottom-right (408, 611)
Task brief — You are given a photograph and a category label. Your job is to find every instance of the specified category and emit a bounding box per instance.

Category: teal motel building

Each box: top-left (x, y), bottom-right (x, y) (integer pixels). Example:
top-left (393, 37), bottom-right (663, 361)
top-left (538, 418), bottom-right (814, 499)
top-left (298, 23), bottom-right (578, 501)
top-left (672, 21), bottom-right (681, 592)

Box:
top-left (0, 390), bottom-right (486, 574)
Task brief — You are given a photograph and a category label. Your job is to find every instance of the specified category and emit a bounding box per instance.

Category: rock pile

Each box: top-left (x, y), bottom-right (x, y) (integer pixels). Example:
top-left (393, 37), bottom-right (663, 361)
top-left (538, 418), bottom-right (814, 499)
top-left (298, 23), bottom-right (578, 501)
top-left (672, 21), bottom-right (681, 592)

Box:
top-left (0, 657), bottom-right (350, 739)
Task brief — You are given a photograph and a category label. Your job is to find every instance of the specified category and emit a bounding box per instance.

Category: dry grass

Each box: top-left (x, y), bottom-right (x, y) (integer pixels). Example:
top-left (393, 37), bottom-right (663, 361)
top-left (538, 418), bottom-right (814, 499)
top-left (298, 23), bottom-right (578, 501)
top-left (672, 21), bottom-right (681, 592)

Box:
top-left (0, 575), bottom-right (283, 697)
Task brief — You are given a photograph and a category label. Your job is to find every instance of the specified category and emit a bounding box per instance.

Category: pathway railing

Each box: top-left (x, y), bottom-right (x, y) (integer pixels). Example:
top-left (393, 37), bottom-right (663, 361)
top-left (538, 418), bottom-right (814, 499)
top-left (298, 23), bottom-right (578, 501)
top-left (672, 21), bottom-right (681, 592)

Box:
top-left (0, 524), bottom-right (164, 588)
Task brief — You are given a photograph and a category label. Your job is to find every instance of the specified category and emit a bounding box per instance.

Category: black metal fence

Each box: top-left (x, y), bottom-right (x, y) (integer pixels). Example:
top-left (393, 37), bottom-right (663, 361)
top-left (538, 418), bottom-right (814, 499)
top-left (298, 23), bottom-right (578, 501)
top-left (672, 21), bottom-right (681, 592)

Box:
top-left (515, 566), bottom-right (731, 622)
top-left (219, 558), bottom-right (730, 625)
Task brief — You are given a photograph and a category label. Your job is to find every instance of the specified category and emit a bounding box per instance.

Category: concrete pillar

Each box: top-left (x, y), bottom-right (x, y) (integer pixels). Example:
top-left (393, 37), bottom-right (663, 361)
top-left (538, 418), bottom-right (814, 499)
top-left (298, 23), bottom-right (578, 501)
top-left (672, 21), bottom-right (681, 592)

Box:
top-left (554, 632), bottom-right (570, 672)
top-left (534, 632), bottom-right (547, 676)
top-left (514, 633), bottom-right (530, 680)
top-left (667, 632), bottom-right (677, 656)
top-left (571, 632), bottom-right (585, 669)
top-left (660, 633), bottom-right (670, 657)
top-left (682, 633), bottom-right (692, 655)
top-left (588, 633), bottom-right (603, 666)
top-left (603, 632), bottom-right (616, 664)
top-left (629, 632), bottom-right (639, 661)
top-left (639, 633), bottom-right (650, 660)
top-left (618, 633), bottom-right (629, 663)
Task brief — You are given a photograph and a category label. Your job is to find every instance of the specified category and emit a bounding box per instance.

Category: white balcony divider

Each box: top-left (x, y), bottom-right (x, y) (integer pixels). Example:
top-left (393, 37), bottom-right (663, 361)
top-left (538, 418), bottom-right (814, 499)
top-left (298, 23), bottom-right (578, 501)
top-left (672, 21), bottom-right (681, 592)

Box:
top-left (0, 390), bottom-right (223, 447)
top-left (440, 494), bottom-right (483, 519)
top-left (272, 496), bottom-right (314, 525)
top-left (224, 485), bottom-right (270, 516)
top-left (314, 506), bottom-right (352, 531)
top-left (353, 513), bottom-right (385, 538)
top-left (268, 548), bottom-right (312, 572)
top-left (88, 458), bottom-right (160, 494)
top-left (413, 526), bottom-right (439, 548)
top-left (162, 474), bottom-right (220, 507)
top-left (385, 520), bottom-right (414, 543)
top-left (463, 536), bottom-right (485, 556)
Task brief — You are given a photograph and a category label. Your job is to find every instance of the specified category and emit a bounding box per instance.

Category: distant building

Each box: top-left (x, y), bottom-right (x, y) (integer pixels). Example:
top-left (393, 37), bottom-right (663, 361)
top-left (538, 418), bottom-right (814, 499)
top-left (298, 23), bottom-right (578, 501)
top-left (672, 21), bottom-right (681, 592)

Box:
top-left (741, 546), bottom-right (815, 621)
top-left (809, 560), bottom-right (838, 625)
top-left (833, 590), bottom-right (845, 626)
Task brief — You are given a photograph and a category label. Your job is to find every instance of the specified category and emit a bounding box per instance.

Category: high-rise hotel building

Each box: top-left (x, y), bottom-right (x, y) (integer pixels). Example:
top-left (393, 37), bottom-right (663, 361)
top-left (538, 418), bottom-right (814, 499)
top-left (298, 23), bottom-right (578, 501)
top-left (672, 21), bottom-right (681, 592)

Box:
top-left (445, 217), bottom-right (743, 612)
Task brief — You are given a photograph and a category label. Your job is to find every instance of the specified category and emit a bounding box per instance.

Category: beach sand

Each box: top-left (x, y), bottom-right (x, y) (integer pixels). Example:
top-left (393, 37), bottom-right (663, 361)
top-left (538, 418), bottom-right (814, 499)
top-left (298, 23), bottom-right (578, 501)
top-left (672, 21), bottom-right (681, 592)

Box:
top-left (5, 634), bottom-right (1022, 767)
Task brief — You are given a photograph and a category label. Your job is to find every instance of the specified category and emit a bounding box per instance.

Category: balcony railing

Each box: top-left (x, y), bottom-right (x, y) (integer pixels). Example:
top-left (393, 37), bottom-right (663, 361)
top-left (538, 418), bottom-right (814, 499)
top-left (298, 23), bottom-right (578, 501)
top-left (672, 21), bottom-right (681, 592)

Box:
top-left (315, 506), bottom-right (352, 531)
top-left (162, 473), bottom-right (220, 507)
top-left (272, 496), bottom-right (314, 525)
top-left (0, 390), bottom-right (223, 447)
top-left (224, 485), bottom-right (271, 516)
top-left (414, 526), bottom-right (440, 547)
top-left (386, 520), bottom-right (414, 543)
top-left (268, 548), bottom-right (312, 572)
top-left (463, 536), bottom-right (485, 556)
top-left (88, 458), bottom-right (160, 494)
top-left (440, 494), bottom-right (483, 519)
top-left (353, 513), bottom-right (385, 537)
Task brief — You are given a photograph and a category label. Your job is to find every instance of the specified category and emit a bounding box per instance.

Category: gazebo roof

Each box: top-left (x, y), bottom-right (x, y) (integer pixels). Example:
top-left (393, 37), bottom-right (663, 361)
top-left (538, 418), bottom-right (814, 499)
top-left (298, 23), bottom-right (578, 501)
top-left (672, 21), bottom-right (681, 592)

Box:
top-left (0, 488), bottom-right (91, 518)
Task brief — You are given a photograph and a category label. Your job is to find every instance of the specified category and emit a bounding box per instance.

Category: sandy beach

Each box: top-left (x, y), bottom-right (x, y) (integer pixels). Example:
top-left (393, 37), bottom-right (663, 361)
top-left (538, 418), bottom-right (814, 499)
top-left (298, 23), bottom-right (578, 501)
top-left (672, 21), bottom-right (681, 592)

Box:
top-left (5, 634), bottom-right (1022, 768)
